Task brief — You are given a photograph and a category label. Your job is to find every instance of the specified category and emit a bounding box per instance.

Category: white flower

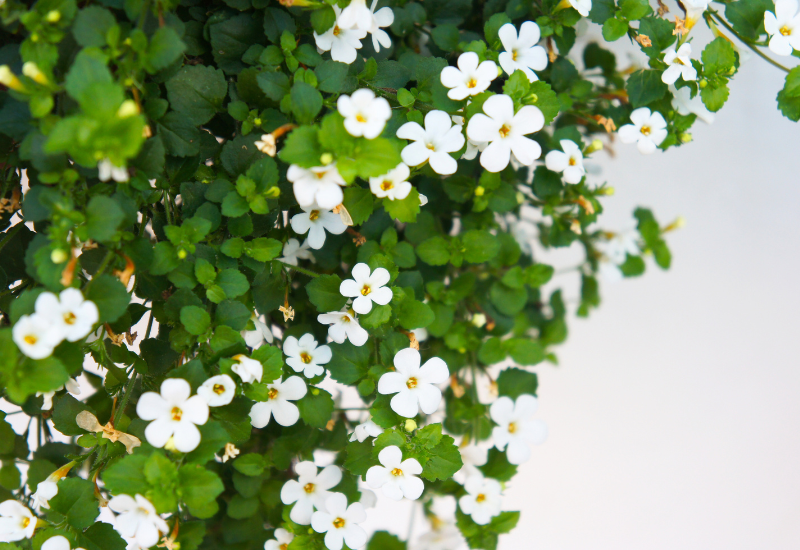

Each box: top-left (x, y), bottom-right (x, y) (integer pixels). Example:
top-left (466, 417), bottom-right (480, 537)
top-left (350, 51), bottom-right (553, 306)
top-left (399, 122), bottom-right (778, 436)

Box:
top-left (452, 115), bottom-right (487, 161)
top-left (467, 94), bottom-right (544, 172)
top-left (314, 7), bottom-right (368, 64)
top-left (136, 378), bottom-right (209, 453)
top-left (311, 493), bottom-right (368, 550)
top-left (339, 263), bottom-right (393, 314)
top-left (98, 158), bottom-right (128, 182)
top-left (38, 377), bottom-right (80, 410)
top-left (108, 494), bottom-right (168, 549)
top-left (497, 22), bottom-right (548, 82)
top-left (377, 348), bottom-right (449, 418)
top-left (618, 107), bottom-right (667, 155)
top-left (284, 333), bottom-right (331, 378)
top-left (661, 44), bottom-right (697, 85)
top-left (568, 0), bottom-right (592, 17)
top-left (359, 488), bottom-right (377, 508)
top-left (366, 445), bottom-right (424, 501)
top-left (416, 522), bottom-right (463, 550)
top-left (490, 394), bottom-right (547, 465)
top-left (265, 528), bottom-right (294, 550)
top-left (291, 204), bottom-right (348, 250)
top-left (279, 238), bottom-right (315, 266)
top-left (42, 535), bottom-right (85, 550)
top-left (281, 462), bottom-right (343, 525)
top-left (338, 0), bottom-right (373, 30)
top-left (596, 229), bottom-right (640, 283)
top-left (670, 84), bottom-right (715, 124)
top-left (544, 139), bottom-right (585, 184)
top-left (369, 163), bottom-right (412, 201)
top-left (243, 313), bottom-right (274, 348)
top-left (765, 0), bottom-right (800, 56)
top-left (318, 309), bottom-right (369, 347)
top-left (32, 479), bottom-right (59, 510)
top-left (458, 476), bottom-right (502, 525)
top-left (35, 288), bottom-right (99, 342)
top-left (457, 444), bottom-right (488, 480)
top-left (288, 163), bottom-right (347, 210)
top-left (249, 376), bottom-right (307, 428)
top-left (440, 52), bottom-right (498, 100)
top-left (366, 0), bottom-right (394, 51)
top-left (197, 374), bottom-right (236, 407)
top-left (349, 419), bottom-right (383, 442)
top-left (337, 88), bottom-right (391, 139)
top-left (231, 354), bottom-right (263, 384)
top-left (683, 0), bottom-right (711, 27)
top-left (396, 110), bottom-right (465, 176)
top-left (12, 313), bottom-right (61, 359)
top-left (0, 500), bottom-right (36, 541)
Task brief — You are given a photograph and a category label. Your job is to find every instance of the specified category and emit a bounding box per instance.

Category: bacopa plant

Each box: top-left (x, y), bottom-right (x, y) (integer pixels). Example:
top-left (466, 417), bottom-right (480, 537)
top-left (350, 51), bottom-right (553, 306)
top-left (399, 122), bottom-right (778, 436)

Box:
top-left (0, 0), bottom-right (794, 549)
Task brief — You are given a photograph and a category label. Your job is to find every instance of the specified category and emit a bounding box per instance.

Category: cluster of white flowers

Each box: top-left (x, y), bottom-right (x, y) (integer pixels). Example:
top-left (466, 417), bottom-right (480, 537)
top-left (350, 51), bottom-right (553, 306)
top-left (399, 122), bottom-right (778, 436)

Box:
top-left (314, 0), bottom-right (394, 64)
top-left (597, 229), bottom-right (641, 282)
top-left (765, 0), bottom-right (800, 55)
top-left (12, 288), bottom-right (98, 359)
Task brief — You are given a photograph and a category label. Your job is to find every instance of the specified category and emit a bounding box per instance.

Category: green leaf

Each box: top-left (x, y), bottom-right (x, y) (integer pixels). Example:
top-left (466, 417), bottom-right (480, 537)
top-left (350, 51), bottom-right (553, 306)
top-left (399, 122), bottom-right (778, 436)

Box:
top-left (87, 274), bottom-right (130, 323)
top-left (701, 37), bottom-right (736, 75)
top-left (777, 67), bottom-right (800, 122)
top-left (524, 264), bottom-right (554, 287)
top-left (310, 6), bottom-right (336, 34)
top-left (166, 65), bottom-right (227, 126)
top-left (278, 126), bottom-right (322, 168)
top-left (145, 26), bottom-right (186, 74)
top-left (344, 440), bottom-right (374, 476)
top-left (180, 305), bottom-right (211, 336)
top-left (233, 453), bottom-right (267, 476)
top-left (618, 0), bottom-right (652, 20)
top-left (383, 188), bottom-right (420, 223)
top-left (291, 81), bottom-right (323, 125)
top-left (257, 71), bottom-right (291, 101)
top-left (354, 138), bottom-right (403, 180)
top-left (367, 532), bottom-right (406, 550)
top-left (47, 477), bottom-right (99, 529)
top-left (503, 338), bottom-right (545, 366)
top-left (637, 17), bottom-right (676, 57)
top-left (432, 24), bottom-right (460, 51)
top-left (422, 435), bottom-right (463, 481)
top-left (144, 452), bottom-right (179, 513)
top-left (75, 520), bottom-right (127, 550)
top-left (485, 13), bottom-right (512, 45)
top-left (215, 300), bottom-right (251, 330)
top-left (602, 17), bottom-right (629, 42)
top-left (297, 388), bottom-right (334, 428)
top-left (103, 454), bottom-right (150, 496)
top-left (461, 230), bottom-right (499, 263)
top-left (246, 238), bottom-right (282, 262)
top-left (72, 6), bottom-right (116, 48)
top-left (626, 69), bottom-right (668, 107)
top-left (85, 196), bottom-right (125, 242)
top-left (158, 112), bottom-right (201, 157)
top-left (725, 0), bottom-right (772, 40)
top-left (496, 367), bottom-right (538, 398)
top-left (527, 81), bottom-right (560, 125)
top-left (52, 394), bottom-right (95, 436)
top-left (178, 464), bottom-right (224, 519)
top-left (327, 341), bottom-right (370, 385)
top-left (416, 236), bottom-right (450, 266)
top-left (315, 61), bottom-right (355, 94)
top-left (396, 295), bottom-right (434, 330)
top-left (306, 274), bottom-right (347, 313)
top-left (343, 186), bottom-right (374, 226)
top-left (479, 448), bottom-right (518, 482)
top-left (216, 269), bottom-right (249, 299)
top-left (701, 82), bottom-right (730, 112)
top-left (489, 281), bottom-right (527, 316)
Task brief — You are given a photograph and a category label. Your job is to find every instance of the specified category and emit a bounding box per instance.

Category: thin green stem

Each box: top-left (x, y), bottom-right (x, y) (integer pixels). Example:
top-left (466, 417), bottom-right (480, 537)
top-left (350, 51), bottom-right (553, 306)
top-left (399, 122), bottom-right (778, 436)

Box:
top-left (709, 11), bottom-right (790, 73)
top-left (277, 260), bottom-right (320, 278)
top-left (113, 371), bottom-right (137, 426)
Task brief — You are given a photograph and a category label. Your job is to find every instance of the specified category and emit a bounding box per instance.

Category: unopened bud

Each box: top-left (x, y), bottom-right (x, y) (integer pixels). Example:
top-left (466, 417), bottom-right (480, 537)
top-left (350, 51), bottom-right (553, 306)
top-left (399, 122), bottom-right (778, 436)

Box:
top-left (117, 99), bottom-right (139, 118)
top-left (404, 419), bottom-right (417, 432)
top-left (516, 191), bottom-right (524, 204)
top-left (22, 62), bottom-right (48, 85)
top-left (679, 133), bottom-right (692, 144)
top-left (50, 249), bottom-right (69, 264)
top-left (474, 185), bottom-right (485, 197)
top-left (320, 152), bottom-right (334, 165)
top-left (586, 139), bottom-right (604, 154)
top-left (312, 388), bottom-right (320, 396)
top-left (664, 216), bottom-right (686, 232)
top-left (524, 93), bottom-right (539, 104)
top-left (601, 186), bottom-right (615, 196)
top-left (265, 186), bottom-right (281, 198)
top-left (46, 10), bottom-right (61, 22)
top-left (177, 249), bottom-right (188, 259)
top-left (699, 78), bottom-right (708, 88)
top-left (471, 313), bottom-right (487, 328)
top-left (0, 65), bottom-right (26, 92)
top-left (164, 436), bottom-right (179, 453)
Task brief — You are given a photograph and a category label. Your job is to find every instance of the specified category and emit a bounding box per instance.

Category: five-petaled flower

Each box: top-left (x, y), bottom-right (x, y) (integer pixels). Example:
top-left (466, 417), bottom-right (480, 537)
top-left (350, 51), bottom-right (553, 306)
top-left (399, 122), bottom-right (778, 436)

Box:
top-left (349, 418), bottom-right (383, 442)
top-left (661, 44), bottom-right (697, 84)
top-left (366, 0), bottom-right (394, 51)
top-left (366, 445), bottom-right (425, 501)
top-left (490, 394), bottom-right (548, 465)
top-left (231, 354), bottom-right (263, 384)
top-left (467, 94), bottom-right (544, 172)
top-left (284, 333), bottom-right (332, 378)
top-left (108, 494), bottom-right (169, 550)
top-left (458, 475), bottom-right (503, 525)
top-left (377, 348), bottom-right (449, 417)
top-left (35, 288), bottom-right (99, 342)
top-left (136, 378), bottom-right (209, 453)
top-left (545, 139), bottom-right (586, 184)
top-left (568, 0), bottom-right (592, 17)
top-left (396, 110), bottom-right (465, 176)
top-left (318, 308), bottom-right (369, 346)
top-left (12, 313), bottom-right (62, 359)
top-left (339, 263), bottom-right (393, 314)
top-left (314, 6), bottom-right (367, 64)
top-left (0, 500), bottom-right (36, 541)
top-left (243, 313), bottom-right (274, 348)
top-left (291, 203), bottom-right (348, 250)
top-left (280, 462), bottom-right (343, 525)
top-left (337, 88), bottom-right (392, 139)
top-left (197, 374), bottom-right (236, 407)
top-left (765, 0), bottom-right (800, 56)
top-left (311, 493), bottom-right (368, 550)
top-left (279, 238), bottom-right (315, 266)
top-left (249, 376), bottom-right (308, 428)
top-left (618, 107), bottom-right (667, 154)
top-left (288, 163), bottom-right (347, 210)
top-left (369, 163), bottom-right (412, 201)
top-left (497, 22), bottom-right (548, 82)
top-left (265, 528), bottom-right (294, 550)
top-left (440, 52), bottom-right (498, 100)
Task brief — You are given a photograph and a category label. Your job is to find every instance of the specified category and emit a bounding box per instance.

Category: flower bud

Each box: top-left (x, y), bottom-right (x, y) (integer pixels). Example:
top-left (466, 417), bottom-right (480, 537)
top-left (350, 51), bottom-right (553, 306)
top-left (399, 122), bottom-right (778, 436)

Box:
top-left (50, 249), bottom-right (69, 264)
top-left (265, 186), bottom-right (281, 198)
top-left (0, 65), bottom-right (26, 92)
top-left (177, 249), bottom-right (188, 259)
top-left (516, 191), bottom-right (524, 204)
top-left (320, 152), bottom-right (334, 165)
top-left (585, 139), bottom-right (604, 154)
top-left (679, 133), bottom-right (693, 144)
top-left (471, 313), bottom-right (487, 328)
top-left (117, 100), bottom-right (139, 118)
top-left (22, 62), bottom-right (48, 85)
top-left (404, 419), bottom-right (417, 432)
top-left (699, 78), bottom-right (708, 88)
top-left (46, 10), bottom-right (61, 22)
top-left (474, 185), bottom-right (485, 197)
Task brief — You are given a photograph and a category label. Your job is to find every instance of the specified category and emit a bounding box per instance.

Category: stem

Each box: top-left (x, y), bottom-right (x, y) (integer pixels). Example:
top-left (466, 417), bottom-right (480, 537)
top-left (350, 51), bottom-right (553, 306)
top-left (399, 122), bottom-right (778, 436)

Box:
top-left (709, 11), bottom-right (790, 73)
top-left (0, 223), bottom-right (22, 253)
top-left (112, 371), bottom-right (137, 426)
top-left (85, 249), bottom-right (116, 291)
top-left (277, 260), bottom-right (320, 278)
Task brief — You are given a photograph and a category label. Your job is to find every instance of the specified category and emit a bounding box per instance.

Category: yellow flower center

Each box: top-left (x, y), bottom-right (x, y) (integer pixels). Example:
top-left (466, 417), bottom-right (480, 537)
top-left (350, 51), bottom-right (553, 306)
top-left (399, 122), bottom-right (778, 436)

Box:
top-left (341, 314), bottom-right (351, 323)
top-left (268, 388), bottom-right (279, 400)
top-left (64, 311), bottom-right (76, 325)
top-left (171, 407), bottom-right (183, 421)
top-left (361, 284), bottom-right (371, 296)
top-left (300, 352), bottom-right (313, 364)
top-left (675, 57), bottom-right (685, 66)
top-left (315, 171), bottom-right (326, 179)
top-left (391, 468), bottom-right (403, 476)
top-left (333, 26), bottom-right (341, 36)
top-left (304, 482), bottom-right (315, 493)
top-left (333, 517), bottom-right (346, 529)
top-left (476, 493), bottom-right (486, 503)
top-left (499, 124), bottom-right (511, 138)
top-left (508, 422), bottom-right (517, 434)
top-left (780, 25), bottom-right (791, 36)
top-left (406, 377), bottom-right (418, 389)
top-left (21, 517), bottom-right (30, 528)
top-left (426, 143), bottom-right (436, 151)
top-left (280, 545), bottom-right (288, 550)
top-left (24, 334), bottom-right (37, 345)
top-left (380, 180), bottom-right (394, 191)
top-left (356, 113), bottom-right (367, 123)
top-left (213, 383), bottom-right (226, 395)
top-left (511, 50), bottom-right (518, 61)
top-left (640, 125), bottom-right (651, 136)
top-left (309, 210), bottom-right (320, 221)
top-left (467, 78), bottom-right (477, 88)
top-left (568, 157), bottom-right (576, 166)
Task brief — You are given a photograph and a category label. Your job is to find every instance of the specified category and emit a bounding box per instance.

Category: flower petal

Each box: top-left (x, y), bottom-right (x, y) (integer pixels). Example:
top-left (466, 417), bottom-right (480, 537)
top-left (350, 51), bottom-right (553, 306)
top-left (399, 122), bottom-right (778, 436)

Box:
top-left (390, 389), bottom-right (420, 417)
